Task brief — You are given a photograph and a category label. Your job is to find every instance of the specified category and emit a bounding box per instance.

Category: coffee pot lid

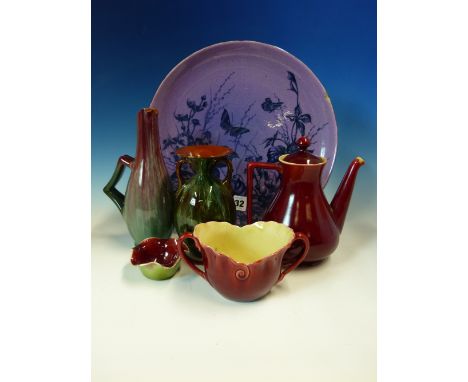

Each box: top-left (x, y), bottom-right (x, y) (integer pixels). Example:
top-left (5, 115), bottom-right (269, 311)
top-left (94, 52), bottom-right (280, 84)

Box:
top-left (282, 137), bottom-right (323, 165)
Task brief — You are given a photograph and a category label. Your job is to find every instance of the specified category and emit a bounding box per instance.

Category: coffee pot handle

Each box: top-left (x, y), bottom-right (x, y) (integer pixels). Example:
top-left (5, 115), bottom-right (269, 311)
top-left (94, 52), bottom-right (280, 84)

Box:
top-left (277, 232), bottom-right (310, 283)
top-left (214, 158), bottom-right (233, 190)
top-left (177, 233), bottom-right (207, 280)
top-left (103, 155), bottom-right (134, 213)
top-left (246, 162), bottom-right (282, 223)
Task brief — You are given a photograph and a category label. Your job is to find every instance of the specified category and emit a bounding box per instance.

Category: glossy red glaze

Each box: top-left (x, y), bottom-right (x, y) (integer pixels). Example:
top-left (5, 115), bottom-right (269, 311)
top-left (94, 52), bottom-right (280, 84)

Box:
top-left (247, 138), bottom-right (365, 263)
top-left (177, 231), bottom-right (309, 302)
top-left (131, 237), bottom-right (179, 267)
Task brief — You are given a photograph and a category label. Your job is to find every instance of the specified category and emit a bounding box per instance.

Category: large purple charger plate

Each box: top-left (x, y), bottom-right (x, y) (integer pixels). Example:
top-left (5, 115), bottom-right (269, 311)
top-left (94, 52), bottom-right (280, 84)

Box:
top-left (150, 41), bottom-right (337, 225)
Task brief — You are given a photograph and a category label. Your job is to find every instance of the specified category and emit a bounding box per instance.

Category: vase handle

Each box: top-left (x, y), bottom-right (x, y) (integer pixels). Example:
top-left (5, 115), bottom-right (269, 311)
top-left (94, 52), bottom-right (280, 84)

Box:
top-left (214, 157), bottom-right (233, 191)
top-left (177, 233), bottom-right (207, 280)
top-left (246, 162), bottom-right (282, 223)
top-left (277, 232), bottom-right (309, 283)
top-left (176, 158), bottom-right (191, 188)
top-left (103, 155), bottom-right (134, 213)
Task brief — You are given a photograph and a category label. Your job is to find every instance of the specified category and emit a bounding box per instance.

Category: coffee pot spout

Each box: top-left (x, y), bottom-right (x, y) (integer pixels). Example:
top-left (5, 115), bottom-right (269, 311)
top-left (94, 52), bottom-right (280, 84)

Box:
top-left (330, 157), bottom-right (365, 232)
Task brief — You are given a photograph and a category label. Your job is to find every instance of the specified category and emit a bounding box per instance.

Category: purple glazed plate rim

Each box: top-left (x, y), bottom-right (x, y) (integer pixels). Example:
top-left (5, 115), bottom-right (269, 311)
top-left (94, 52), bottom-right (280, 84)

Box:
top-left (150, 40), bottom-right (337, 186)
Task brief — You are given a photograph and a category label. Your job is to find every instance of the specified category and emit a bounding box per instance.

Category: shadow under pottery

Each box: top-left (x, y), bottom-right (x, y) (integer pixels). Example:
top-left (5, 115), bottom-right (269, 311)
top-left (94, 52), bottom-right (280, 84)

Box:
top-left (92, 212), bottom-right (133, 248)
top-left (332, 218), bottom-right (376, 265)
top-left (121, 262), bottom-right (147, 284)
top-left (294, 257), bottom-right (329, 270)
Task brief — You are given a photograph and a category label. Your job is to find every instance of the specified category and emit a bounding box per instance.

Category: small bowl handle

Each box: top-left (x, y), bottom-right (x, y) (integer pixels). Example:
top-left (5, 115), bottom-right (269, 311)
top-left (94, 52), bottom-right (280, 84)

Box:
top-left (277, 232), bottom-right (310, 283)
top-left (177, 233), bottom-right (207, 280)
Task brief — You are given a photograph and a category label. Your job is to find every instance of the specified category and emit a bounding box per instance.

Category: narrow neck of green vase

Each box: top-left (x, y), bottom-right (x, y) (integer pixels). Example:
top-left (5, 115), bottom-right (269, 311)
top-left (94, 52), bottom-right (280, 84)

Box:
top-left (136, 109), bottom-right (161, 160)
top-left (189, 158), bottom-right (215, 178)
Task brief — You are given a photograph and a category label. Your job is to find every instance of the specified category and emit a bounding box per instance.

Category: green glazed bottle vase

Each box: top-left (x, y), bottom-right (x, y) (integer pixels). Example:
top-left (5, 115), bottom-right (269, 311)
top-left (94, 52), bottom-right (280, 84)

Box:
top-left (103, 108), bottom-right (174, 244)
top-left (175, 145), bottom-right (236, 261)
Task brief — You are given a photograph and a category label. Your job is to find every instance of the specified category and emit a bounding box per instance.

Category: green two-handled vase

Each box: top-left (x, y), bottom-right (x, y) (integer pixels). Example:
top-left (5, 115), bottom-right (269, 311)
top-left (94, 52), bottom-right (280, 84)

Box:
top-left (175, 145), bottom-right (236, 261)
top-left (103, 108), bottom-right (174, 243)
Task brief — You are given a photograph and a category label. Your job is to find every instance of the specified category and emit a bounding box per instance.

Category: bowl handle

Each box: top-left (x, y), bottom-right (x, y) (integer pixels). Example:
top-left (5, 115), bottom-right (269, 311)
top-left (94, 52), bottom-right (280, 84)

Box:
top-left (277, 232), bottom-right (310, 283)
top-left (177, 233), bottom-right (207, 280)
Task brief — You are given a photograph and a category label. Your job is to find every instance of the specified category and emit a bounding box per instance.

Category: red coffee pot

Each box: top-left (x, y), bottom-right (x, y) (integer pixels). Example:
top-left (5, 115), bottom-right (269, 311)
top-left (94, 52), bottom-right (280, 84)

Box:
top-left (247, 137), bottom-right (365, 263)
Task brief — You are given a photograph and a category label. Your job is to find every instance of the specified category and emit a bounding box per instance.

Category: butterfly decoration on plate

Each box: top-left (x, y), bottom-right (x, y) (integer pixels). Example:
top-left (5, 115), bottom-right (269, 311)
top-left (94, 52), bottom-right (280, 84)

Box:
top-left (261, 97), bottom-right (283, 113)
top-left (220, 109), bottom-right (250, 137)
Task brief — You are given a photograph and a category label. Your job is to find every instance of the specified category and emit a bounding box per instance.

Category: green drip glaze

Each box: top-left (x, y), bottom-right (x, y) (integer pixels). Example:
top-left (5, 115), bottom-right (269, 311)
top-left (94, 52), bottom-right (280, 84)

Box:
top-left (175, 156), bottom-right (236, 260)
top-left (103, 109), bottom-right (174, 244)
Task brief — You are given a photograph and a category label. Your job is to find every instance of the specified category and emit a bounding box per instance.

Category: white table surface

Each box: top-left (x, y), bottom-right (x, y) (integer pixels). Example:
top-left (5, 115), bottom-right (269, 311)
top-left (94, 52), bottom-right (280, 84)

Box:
top-left (92, 206), bottom-right (376, 382)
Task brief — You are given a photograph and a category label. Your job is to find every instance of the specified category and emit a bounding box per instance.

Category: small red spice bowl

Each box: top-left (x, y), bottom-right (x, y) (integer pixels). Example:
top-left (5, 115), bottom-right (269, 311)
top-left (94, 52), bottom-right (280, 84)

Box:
top-left (177, 221), bottom-right (309, 301)
top-left (131, 238), bottom-right (180, 280)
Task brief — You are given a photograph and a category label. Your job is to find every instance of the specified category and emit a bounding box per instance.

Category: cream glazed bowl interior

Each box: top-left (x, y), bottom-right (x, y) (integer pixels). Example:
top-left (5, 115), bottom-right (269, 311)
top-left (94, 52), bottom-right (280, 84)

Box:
top-left (195, 221), bottom-right (293, 264)
top-left (177, 221), bottom-right (310, 302)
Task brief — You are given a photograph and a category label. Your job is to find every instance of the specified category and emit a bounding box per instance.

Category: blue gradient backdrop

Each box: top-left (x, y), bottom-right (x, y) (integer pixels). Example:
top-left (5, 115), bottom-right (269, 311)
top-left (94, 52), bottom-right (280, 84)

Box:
top-left (92, 0), bottom-right (376, 219)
